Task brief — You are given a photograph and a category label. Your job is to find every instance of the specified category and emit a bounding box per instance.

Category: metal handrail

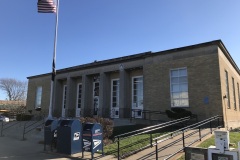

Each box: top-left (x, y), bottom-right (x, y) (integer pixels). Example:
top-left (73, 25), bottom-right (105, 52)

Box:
top-left (136, 115), bottom-right (223, 160)
top-left (152, 115), bottom-right (223, 160)
top-left (114, 116), bottom-right (192, 160)
top-left (22, 119), bottom-right (45, 140)
top-left (153, 115), bottom-right (220, 142)
top-left (115, 116), bottom-right (190, 140)
top-left (1, 121), bottom-right (22, 137)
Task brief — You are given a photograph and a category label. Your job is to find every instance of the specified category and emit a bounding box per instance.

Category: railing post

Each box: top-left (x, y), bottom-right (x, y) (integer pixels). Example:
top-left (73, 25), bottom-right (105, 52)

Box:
top-left (155, 139), bottom-right (158, 160)
top-left (150, 134), bottom-right (153, 147)
top-left (22, 122), bottom-right (27, 140)
top-left (117, 137), bottom-right (120, 160)
top-left (182, 130), bottom-right (185, 148)
top-left (210, 121), bottom-right (212, 134)
top-left (198, 126), bottom-right (201, 141)
top-left (1, 121), bottom-right (3, 137)
top-left (222, 115), bottom-right (224, 128)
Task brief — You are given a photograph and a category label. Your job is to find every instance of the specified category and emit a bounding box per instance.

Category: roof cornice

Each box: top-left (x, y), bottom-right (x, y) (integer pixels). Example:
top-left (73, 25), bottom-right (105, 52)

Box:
top-left (27, 40), bottom-right (240, 79)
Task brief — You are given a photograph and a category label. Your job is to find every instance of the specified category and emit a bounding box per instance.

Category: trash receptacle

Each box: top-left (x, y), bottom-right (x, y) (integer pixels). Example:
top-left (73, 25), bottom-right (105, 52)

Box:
top-left (44, 119), bottom-right (58, 150)
top-left (57, 119), bottom-right (83, 155)
top-left (82, 123), bottom-right (103, 159)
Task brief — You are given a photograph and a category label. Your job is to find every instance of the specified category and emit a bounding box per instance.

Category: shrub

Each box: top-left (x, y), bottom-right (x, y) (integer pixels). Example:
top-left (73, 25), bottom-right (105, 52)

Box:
top-left (171, 108), bottom-right (186, 113)
top-left (165, 108), bottom-right (192, 119)
top-left (16, 114), bottom-right (33, 121)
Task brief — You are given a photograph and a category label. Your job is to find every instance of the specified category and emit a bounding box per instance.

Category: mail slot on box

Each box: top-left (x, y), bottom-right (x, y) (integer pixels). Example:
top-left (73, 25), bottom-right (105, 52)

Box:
top-left (56, 119), bottom-right (83, 155)
top-left (82, 123), bottom-right (103, 159)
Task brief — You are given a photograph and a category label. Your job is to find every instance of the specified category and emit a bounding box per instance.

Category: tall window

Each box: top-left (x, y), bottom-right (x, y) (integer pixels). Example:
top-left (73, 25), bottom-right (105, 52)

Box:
top-left (93, 77), bottom-right (100, 116)
top-left (35, 86), bottom-right (42, 109)
top-left (238, 83), bottom-right (240, 111)
top-left (132, 76), bottom-right (143, 108)
top-left (75, 83), bottom-right (82, 117)
top-left (232, 78), bottom-right (236, 110)
top-left (76, 83), bottom-right (82, 109)
top-left (111, 79), bottom-right (120, 108)
top-left (170, 68), bottom-right (189, 107)
top-left (225, 71), bottom-right (230, 108)
top-left (62, 85), bottom-right (67, 109)
top-left (111, 79), bottom-right (120, 118)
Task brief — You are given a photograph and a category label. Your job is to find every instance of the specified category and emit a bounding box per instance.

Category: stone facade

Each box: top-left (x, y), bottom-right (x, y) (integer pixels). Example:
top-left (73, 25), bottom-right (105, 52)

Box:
top-left (26, 40), bottom-right (240, 129)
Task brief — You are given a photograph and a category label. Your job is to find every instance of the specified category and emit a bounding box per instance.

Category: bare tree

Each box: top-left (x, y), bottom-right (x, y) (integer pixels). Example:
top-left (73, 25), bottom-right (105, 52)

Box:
top-left (0, 78), bottom-right (27, 101)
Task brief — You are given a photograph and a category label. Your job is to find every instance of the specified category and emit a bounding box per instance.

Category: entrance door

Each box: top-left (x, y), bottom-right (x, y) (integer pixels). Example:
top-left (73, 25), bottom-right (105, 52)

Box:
top-left (111, 79), bottom-right (120, 118)
top-left (93, 81), bottom-right (99, 116)
top-left (76, 83), bottom-right (82, 117)
top-left (132, 76), bottom-right (143, 118)
top-left (62, 85), bottom-right (67, 117)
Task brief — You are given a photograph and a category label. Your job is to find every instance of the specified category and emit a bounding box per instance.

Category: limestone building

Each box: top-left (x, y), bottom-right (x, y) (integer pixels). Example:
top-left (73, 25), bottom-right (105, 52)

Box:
top-left (26, 40), bottom-right (240, 128)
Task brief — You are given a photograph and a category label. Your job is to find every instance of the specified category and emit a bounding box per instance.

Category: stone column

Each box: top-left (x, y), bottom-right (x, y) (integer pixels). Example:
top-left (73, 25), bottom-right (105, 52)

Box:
top-left (99, 72), bottom-right (110, 118)
top-left (119, 67), bottom-right (130, 118)
top-left (66, 76), bottom-right (76, 118)
top-left (82, 74), bottom-right (92, 117)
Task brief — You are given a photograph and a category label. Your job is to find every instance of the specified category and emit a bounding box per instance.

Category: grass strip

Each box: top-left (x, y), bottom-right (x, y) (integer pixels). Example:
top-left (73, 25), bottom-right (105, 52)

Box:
top-left (104, 132), bottom-right (165, 156)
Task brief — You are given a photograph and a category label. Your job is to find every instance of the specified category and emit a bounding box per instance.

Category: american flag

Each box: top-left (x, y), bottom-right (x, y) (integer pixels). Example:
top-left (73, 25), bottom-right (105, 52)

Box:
top-left (38, 0), bottom-right (56, 13)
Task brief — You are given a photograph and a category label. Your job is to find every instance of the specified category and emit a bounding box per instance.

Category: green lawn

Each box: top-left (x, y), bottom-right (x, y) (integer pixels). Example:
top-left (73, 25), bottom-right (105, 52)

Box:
top-left (198, 132), bottom-right (240, 148)
top-left (105, 124), bottom-right (170, 157)
top-left (104, 132), bottom-right (165, 156)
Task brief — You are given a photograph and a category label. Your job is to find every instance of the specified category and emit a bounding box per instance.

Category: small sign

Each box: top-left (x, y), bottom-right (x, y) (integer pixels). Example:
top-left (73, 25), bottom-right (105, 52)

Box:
top-left (83, 139), bottom-right (91, 151)
top-left (54, 130), bottom-right (57, 137)
top-left (191, 153), bottom-right (204, 160)
top-left (212, 153), bottom-right (233, 160)
top-left (217, 157), bottom-right (228, 160)
top-left (204, 97), bottom-right (209, 104)
top-left (73, 132), bottom-right (80, 141)
top-left (93, 139), bottom-right (101, 149)
top-left (185, 147), bottom-right (208, 160)
top-left (95, 129), bottom-right (100, 134)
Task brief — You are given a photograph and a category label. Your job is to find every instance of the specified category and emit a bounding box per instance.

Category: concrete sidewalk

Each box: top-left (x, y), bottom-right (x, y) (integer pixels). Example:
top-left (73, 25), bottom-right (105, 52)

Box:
top-left (0, 135), bottom-right (116, 160)
top-left (0, 136), bottom-right (71, 160)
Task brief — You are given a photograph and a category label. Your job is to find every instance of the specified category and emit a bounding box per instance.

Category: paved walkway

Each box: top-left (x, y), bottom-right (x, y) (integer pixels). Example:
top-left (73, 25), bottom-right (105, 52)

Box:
top-left (0, 135), bottom-right (116, 160)
top-left (0, 121), bottom-right (218, 160)
top-left (0, 135), bottom-right (70, 160)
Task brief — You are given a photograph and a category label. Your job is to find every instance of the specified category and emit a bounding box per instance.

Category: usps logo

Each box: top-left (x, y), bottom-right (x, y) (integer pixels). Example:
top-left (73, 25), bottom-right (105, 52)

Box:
top-left (83, 139), bottom-right (91, 151)
top-left (73, 132), bottom-right (80, 141)
top-left (95, 129), bottom-right (100, 133)
top-left (93, 139), bottom-right (101, 149)
top-left (54, 130), bottom-right (57, 138)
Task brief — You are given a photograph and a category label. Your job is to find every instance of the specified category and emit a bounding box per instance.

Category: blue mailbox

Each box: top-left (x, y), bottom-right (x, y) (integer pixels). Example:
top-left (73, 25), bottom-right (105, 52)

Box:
top-left (57, 119), bottom-right (83, 155)
top-left (44, 119), bottom-right (58, 150)
top-left (82, 123), bottom-right (103, 159)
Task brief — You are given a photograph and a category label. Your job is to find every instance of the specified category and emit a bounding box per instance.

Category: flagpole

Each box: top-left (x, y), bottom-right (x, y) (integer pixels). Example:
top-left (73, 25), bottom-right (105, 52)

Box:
top-left (48, 0), bottom-right (59, 120)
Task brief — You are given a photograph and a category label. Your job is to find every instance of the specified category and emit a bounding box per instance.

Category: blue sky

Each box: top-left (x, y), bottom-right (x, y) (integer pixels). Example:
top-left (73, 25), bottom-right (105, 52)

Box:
top-left (0, 0), bottom-right (240, 100)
